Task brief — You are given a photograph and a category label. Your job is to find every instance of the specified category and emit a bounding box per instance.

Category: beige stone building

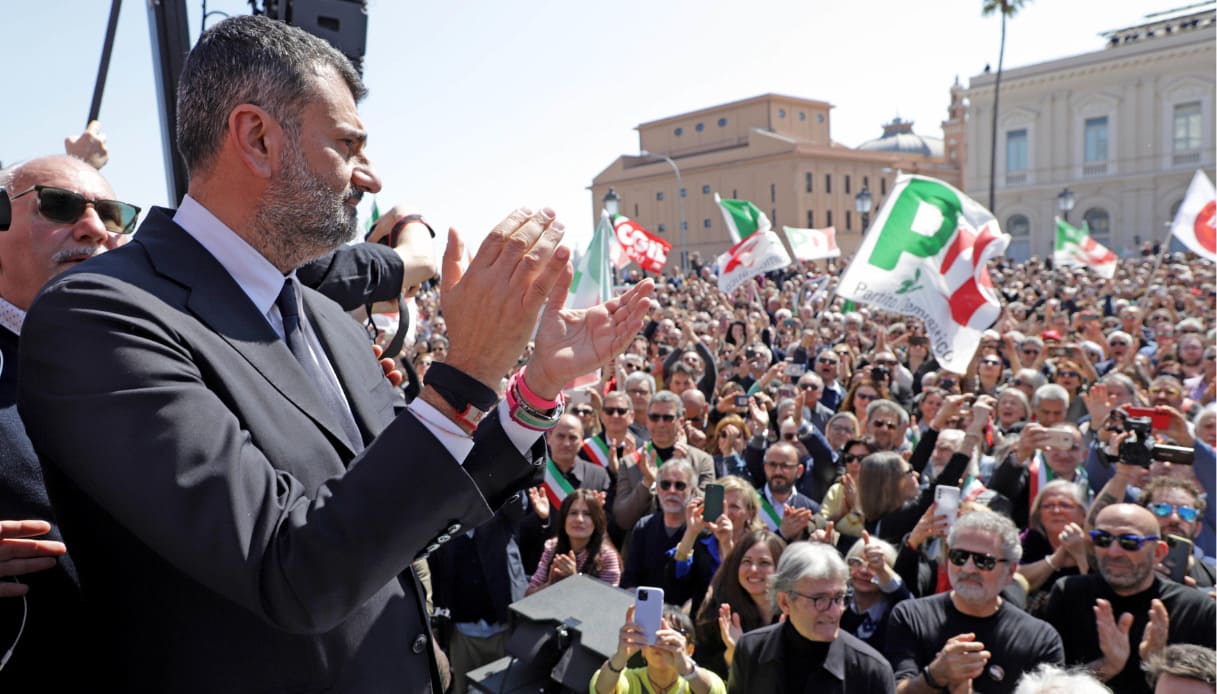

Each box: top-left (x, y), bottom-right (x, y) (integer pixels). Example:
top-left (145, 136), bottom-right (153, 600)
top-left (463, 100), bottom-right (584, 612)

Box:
top-left (965, 6), bottom-right (1216, 261)
top-left (591, 92), bottom-right (963, 271)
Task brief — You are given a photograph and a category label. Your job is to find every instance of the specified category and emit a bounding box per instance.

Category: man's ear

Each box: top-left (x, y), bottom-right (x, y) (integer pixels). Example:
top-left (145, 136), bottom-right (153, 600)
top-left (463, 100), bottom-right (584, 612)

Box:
top-left (1152, 539), bottom-right (1170, 564)
top-left (227, 104), bottom-right (282, 179)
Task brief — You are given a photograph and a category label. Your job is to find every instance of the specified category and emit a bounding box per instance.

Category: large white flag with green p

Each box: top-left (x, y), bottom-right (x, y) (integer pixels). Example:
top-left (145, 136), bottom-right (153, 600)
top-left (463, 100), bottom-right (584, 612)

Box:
top-left (715, 194), bottom-right (771, 244)
top-left (837, 175), bottom-right (1009, 373)
top-left (1054, 218), bottom-right (1116, 278)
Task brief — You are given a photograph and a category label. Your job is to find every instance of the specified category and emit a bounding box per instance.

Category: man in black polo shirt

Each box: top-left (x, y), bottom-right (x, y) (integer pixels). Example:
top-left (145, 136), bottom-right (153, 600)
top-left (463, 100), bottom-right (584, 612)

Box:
top-left (1042, 503), bottom-right (1216, 694)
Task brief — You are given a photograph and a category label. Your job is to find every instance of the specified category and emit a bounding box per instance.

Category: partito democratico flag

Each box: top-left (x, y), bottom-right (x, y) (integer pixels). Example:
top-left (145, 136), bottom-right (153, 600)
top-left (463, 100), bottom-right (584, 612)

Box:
top-left (837, 175), bottom-right (1009, 373)
top-left (782, 226), bottom-right (840, 261)
top-left (1053, 218), bottom-right (1117, 279)
top-left (1170, 169), bottom-right (1216, 262)
top-left (715, 229), bottom-right (792, 293)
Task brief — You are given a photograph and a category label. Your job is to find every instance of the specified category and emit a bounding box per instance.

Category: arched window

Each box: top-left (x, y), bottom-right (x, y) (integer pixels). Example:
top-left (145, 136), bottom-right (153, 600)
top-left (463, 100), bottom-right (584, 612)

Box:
top-left (1006, 214), bottom-right (1030, 262)
top-left (1083, 207), bottom-right (1110, 244)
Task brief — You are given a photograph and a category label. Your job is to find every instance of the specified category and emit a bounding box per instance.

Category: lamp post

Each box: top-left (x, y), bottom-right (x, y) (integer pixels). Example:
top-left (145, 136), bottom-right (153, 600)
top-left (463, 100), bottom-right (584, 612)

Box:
top-left (604, 187), bottom-right (620, 217)
top-left (1057, 187), bottom-right (1075, 223)
top-left (854, 185), bottom-right (873, 233)
top-left (641, 150), bottom-right (687, 274)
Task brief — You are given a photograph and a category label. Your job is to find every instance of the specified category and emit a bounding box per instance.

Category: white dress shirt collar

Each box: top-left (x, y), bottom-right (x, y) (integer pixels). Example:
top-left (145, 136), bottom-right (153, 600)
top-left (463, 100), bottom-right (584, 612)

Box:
top-left (0, 294), bottom-right (25, 337)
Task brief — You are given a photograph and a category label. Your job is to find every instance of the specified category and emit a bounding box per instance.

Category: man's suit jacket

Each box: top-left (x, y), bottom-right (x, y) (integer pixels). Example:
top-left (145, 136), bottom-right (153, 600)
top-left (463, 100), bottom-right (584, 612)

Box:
top-left (728, 623), bottom-right (896, 694)
top-left (17, 209), bottom-right (543, 694)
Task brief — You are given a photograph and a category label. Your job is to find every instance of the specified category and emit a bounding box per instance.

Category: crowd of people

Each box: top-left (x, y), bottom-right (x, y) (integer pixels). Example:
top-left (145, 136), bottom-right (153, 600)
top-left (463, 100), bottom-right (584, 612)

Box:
top-left (0, 13), bottom-right (1215, 694)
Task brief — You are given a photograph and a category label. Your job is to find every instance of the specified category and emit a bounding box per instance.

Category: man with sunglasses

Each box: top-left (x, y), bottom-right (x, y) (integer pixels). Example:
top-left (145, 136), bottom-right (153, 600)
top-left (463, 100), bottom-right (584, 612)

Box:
top-left (1043, 504), bottom-right (1215, 694)
top-left (888, 511), bottom-right (1064, 694)
top-left (815, 350), bottom-right (847, 413)
top-left (15, 16), bottom-right (655, 693)
top-left (1141, 478), bottom-right (1214, 587)
top-left (619, 459), bottom-right (698, 594)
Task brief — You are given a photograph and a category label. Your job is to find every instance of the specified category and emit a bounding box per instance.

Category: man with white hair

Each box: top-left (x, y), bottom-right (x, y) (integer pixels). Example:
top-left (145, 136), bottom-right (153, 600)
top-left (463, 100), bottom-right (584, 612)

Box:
top-left (1032, 384), bottom-right (1071, 427)
top-left (1096, 331), bottom-right (1135, 377)
top-left (887, 511), bottom-right (1064, 693)
top-left (727, 542), bottom-right (896, 693)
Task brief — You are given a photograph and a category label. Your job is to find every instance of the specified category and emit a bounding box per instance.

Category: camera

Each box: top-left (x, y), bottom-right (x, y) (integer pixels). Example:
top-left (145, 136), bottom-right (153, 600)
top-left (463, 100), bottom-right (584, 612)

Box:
top-left (745, 347), bottom-right (756, 359)
top-left (637, 589), bottom-right (650, 601)
top-left (871, 366), bottom-right (888, 382)
top-left (1118, 415), bottom-right (1196, 467)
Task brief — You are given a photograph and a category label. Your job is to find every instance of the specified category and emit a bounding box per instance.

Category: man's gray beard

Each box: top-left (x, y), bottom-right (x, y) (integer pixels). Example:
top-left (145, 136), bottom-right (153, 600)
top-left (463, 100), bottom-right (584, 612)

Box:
top-left (254, 142), bottom-right (358, 270)
top-left (1099, 555), bottom-right (1154, 590)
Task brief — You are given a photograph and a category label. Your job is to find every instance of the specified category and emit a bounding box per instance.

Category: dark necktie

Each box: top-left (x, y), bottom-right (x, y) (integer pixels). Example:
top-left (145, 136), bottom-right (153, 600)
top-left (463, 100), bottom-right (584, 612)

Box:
top-left (276, 279), bottom-right (364, 452)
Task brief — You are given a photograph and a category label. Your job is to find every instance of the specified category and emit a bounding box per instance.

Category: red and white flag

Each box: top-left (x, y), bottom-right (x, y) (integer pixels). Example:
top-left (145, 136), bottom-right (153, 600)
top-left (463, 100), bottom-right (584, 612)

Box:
top-left (611, 214), bottom-right (671, 273)
top-left (1170, 170), bottom-right (1216, 263)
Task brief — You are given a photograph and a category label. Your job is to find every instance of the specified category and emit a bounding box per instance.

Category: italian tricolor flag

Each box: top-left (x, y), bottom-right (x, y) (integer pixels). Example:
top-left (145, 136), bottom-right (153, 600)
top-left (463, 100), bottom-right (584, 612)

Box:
top-left (542, 458), bottom-right (574, 508)
top-left (581, 437), bottom-right (611, 468)
top-left (1053, 218), bottom-right (1116, 279)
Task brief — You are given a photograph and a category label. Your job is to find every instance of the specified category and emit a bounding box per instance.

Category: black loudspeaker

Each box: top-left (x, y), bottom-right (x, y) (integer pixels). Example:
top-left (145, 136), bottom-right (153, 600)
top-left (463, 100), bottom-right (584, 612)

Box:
top-left (262, 0), bottom-right (369, 74)
top-left (472, 575), bottom-right (634, 693)
top-left (0, 189), bottom-right (10, 232)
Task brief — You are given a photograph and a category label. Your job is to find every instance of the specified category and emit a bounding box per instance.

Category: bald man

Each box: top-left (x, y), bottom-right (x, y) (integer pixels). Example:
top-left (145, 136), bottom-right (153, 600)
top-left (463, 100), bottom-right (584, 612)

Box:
top-left (1042, 504), bottom-right (1215, 694)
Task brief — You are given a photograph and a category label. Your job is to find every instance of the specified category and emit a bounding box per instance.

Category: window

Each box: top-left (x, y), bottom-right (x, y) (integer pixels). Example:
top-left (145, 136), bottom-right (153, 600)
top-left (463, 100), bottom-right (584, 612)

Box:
top-left (845, 210), bottom-right (852, 232)
top-left (704, 219), bottom-right (712, 228)
top-left (633, 204), bottom-right (639, 217)
top-left (880, 178), bottom-right (887, 195)
top-left (657, 191), bottom-right (664, 201)
top-left (806, 172), bottom-right (813, 193)
top-left (658, 224), bottom-right (666, 233)
top-left (807, 210), bottom-right (814, 227)
top-left (826, 210), bottom-right (833, 228)
top-left (1083, 207), bottom-right (1111, 244)
top-left (1006, 129), bottom-right (1028, 173)
top-left (1006, 214), bottom-right (1031, 262)
top-left (845, 175), bottom-right (851, 195)
top-left (770, 183), bottom-right (776, 203)
top-left (863, 176), bottom-right (869, 188)
top-left (799, 112), bottom-right (806, 121)
top-left (718, 117), bottom-right (728, 127)
top-left (1084, 117), bottom-right (1108, 163)
top-left (825, 174), bottom-right (832, 194)
top-left (702, 184), bottom-right (711, 194)
top-left (732, 189), bottom-right (738, 198)
top-left (771, 209), bottom-right (777, 226)
top-left (1007, 215), bottom-right (1030, 237)
top-left (674, 127), bottom-right (683, 136)
top-left (695, 123), bottom-right (705, 132)
top-left (1174, 102), bottom-right (1202, 151)
top-left (778, 109), bottom-right (786, 118)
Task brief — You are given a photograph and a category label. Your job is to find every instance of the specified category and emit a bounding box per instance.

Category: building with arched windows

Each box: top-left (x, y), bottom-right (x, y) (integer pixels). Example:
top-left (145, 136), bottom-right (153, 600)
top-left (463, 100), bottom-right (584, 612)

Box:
top-left (965, 5), bottom-right (1216, 261)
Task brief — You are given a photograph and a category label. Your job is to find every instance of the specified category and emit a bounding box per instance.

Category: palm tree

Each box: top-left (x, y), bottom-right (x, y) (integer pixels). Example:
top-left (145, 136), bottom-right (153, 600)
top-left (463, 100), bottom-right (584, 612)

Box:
top-left (983, 0), bottom-right (1030, 213)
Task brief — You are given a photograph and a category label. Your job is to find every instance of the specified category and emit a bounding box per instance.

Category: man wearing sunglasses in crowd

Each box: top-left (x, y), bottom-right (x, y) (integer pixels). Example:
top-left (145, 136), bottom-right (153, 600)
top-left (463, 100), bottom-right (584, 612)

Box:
top-left (1042, 504), bottom-right (1215, 694)
top-left (887, 510), bottom-right (1064, 694)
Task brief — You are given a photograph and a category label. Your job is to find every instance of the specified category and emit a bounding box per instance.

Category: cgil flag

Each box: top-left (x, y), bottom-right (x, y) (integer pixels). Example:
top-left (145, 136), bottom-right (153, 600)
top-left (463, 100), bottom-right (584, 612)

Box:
top-left (783, 225), bottom-right (840, 261)
top-left (715, 194), bottom-right (771, 244)
top-left (836, 174), bottom-right (1009, 373)
top-left (1170, 169), bottom-right (1216, 262)
top-left (1054, 218), bottom-right (1117, 279)
top-left (715, 229), bottom-right (792, 294)
top-left (611, 214), bottom-right (670, 273)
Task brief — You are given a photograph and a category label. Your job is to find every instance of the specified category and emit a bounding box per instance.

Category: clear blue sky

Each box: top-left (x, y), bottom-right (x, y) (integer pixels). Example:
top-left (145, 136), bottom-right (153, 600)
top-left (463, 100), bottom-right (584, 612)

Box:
top-left (0, 0), bottom-right (1169, 255)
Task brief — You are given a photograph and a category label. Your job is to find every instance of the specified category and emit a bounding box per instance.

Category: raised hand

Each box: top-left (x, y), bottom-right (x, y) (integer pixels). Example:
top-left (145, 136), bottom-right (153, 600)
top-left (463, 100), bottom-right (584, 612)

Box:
top-left (527, 486), bottom-right (550, 522)
top-left (718, 603), bottom-right (743, 664)
top-left (1094, 598), bottom-right (1134, 676)
top-left (1138, 599), bottom-right (1169, 661)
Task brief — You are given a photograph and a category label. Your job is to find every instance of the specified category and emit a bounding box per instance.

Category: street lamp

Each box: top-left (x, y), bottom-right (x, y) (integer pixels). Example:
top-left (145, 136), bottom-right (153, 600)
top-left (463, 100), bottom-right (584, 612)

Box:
top-left (641, 150), bottom-right (687, 274)
top-left (854, 186), bottom-right (873, 233)
top-left (604, 187), bottom-right (620, 217)
top-left (1057, 187), bottom-right (1075, 223)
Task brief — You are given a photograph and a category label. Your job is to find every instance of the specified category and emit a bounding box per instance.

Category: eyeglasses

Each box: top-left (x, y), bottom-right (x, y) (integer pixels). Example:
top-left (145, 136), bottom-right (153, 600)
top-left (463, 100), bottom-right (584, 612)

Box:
top-left (603, 406), bottom-right (630, 416)
top-left (1021, 348), bottom-right (1041, 355)
top-left (1040, 501), bottom-right (1079, 513)
top-left (798, 383), bottom-right (820, 391)
top-left (781, 432), bottom-right (799, 441)
top-left (627, 388), bottom-right (651, 397)
top-left (871, 420), bottom-right (898, 430)
top-left (658, 479), bottom-right (688, 491)
top-left (947, 548), bottom-right (1010, 571)
top-left (1148, 502), bottom-right (1199, 522)
top-left (8, 185), bottom-right (141, 234)
top-left (874, 359), bottom-right (897, 367)
top-left (648, 413), bottom-right (677, 422)
top-left (855, 392), bottom-right (877, 402)
top-left (841, 453), bottom-right (866, 463)
top-left (1109, 340), bottom-right (1130, 347)
top-left (1089, 529), bottom-right (1159, 551)
top-left (1056, 370), bottom-right (1080, 379)
top-left (818, 358), bottom-right (838, 366)
top-left (981, 359), bottom-right (1002, 366)
top-left (623, 362), bottom-right (643, 371)
top-left (1150, 387), bottom-right (1181, 396)
top-left (789, 591), bottom-right (847, 611)
top-left (764, 460), bottom-right (799, 471)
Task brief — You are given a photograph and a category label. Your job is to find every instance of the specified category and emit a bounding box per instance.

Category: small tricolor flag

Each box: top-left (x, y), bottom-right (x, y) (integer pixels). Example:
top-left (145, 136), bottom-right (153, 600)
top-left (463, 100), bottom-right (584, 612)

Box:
top-left (759, 496), bottom-right (782, 532)
top-left (581, 437), bottom-right (611, 468)
top-left (542, 458), bottom-right (574, 508)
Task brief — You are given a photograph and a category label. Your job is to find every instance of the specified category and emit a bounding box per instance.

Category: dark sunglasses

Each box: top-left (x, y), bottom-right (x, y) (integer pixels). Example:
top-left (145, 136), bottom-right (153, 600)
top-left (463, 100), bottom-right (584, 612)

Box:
top-left (1089, 529), bottom-right (1159, 551)
top-left (871, 420), bottom-right (898, 430)
top-left (981, 359), bottom-right (1002, 366)
top-left (648, 413), bottom-right (677, 423)
top-left (658, 479), bottom-right (688, 491)
top-left (1148, 502), bottom-right (1199, 522)
top-left (798, 383), bottom-right (820, 391)
top-left (855, 392), bottom-right (877, 401)
top-left (947, 548), bottom-right (1010, 571)
top-left (1056, 370), bottom-right (1081, 379)
top-left (571, 407), bottom-right (595, 416)
top-left (841, 453), bottom-right (866, 463)
top-left (7, 185), bottom-right (140, 234)
top-left (602, 406), bottom-right (630, 416)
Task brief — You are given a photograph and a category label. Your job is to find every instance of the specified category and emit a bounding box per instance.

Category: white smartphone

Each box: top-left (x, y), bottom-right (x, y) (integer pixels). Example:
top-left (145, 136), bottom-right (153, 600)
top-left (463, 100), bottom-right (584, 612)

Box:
top-left (935, 485), bottom-right (961, 530)
top-left (634, 586), bottom-right (665, 645)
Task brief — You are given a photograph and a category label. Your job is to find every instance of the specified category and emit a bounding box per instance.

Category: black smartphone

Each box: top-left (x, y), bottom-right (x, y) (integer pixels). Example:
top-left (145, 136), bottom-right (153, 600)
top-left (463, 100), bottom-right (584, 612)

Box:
top-left (703, 483), bottom-right (724, 523)
top-left (734, 394), bottom-right (749, 408)
top-left (1163, 534), bottom-right (1192, 584)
